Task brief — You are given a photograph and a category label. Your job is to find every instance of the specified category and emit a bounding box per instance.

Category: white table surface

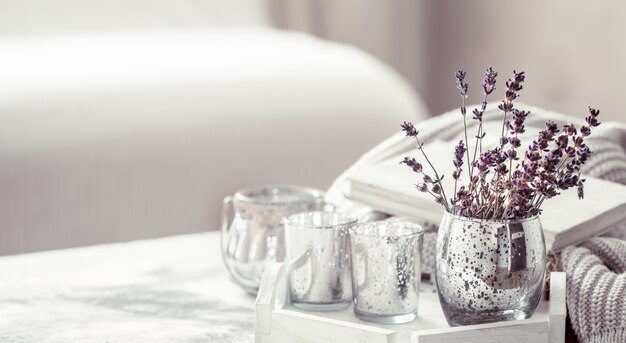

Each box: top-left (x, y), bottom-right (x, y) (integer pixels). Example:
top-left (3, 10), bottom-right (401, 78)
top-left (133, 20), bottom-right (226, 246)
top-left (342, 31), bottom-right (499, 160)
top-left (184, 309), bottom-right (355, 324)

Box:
top-left (0, 232), bottom-right (255, 343)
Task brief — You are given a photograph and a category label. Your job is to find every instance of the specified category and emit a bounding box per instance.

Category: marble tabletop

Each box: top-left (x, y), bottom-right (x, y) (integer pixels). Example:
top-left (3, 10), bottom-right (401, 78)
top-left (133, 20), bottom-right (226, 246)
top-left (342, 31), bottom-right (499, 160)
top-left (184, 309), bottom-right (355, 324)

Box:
top-left (0, 232), bottom-right (255, 343)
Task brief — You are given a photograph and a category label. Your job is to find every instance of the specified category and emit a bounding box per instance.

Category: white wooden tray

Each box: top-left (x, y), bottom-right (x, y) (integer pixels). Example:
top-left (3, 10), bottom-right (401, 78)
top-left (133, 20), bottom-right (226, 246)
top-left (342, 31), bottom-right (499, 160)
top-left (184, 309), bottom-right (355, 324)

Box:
top-left (255, 263), bottom-right (566, 343)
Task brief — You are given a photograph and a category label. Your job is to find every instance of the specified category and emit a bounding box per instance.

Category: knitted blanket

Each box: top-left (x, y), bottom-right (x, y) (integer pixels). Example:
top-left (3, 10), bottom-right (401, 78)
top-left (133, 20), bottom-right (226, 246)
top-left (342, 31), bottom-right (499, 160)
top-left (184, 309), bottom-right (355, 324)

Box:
top-left (327, 103), bottom-right (626, 342)
top-left (561, 238), bottom-right (626, 343)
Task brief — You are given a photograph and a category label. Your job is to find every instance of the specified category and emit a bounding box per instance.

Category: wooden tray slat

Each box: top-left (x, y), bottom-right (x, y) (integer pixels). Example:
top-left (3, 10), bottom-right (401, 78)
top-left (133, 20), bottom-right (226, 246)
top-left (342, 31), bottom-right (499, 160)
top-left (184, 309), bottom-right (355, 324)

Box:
top-left (255, 263), bottom-right (565, 343)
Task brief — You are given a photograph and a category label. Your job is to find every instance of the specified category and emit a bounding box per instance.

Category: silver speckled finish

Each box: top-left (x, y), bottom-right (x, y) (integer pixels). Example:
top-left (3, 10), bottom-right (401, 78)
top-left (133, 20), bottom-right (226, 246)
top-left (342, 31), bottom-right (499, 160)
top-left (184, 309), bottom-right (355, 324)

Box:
top-left (285, 211), bottom-right (356, 311)
top-left (435, 212), bottom-right (546, 326)
top-left (349, 221), bottom-right (423, 324)
top-left (221, 185), bottom-right (325, 294)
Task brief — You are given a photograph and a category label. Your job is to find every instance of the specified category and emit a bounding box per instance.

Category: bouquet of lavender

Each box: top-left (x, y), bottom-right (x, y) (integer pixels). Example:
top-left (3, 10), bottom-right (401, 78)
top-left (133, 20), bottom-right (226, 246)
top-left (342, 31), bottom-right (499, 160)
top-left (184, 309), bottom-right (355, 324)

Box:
top-left (400, 68), bottom-right (601, 220)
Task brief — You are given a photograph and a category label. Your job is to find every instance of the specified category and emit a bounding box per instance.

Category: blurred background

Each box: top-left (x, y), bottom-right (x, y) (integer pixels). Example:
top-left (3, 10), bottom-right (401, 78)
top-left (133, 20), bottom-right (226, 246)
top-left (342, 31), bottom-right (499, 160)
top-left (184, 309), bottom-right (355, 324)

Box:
top-left (1, 0), bottom-right (624, 255)
top-left (273, 0), bottom-right (625, 122)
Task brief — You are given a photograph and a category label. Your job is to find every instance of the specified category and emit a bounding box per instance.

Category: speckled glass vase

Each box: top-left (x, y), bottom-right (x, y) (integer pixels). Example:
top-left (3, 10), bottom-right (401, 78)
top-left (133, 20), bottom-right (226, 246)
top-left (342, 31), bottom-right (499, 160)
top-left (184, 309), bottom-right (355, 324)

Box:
top-left (435, 211), bottom-right (546, 326)
top-left (349, 221), bottom-right (423, 324)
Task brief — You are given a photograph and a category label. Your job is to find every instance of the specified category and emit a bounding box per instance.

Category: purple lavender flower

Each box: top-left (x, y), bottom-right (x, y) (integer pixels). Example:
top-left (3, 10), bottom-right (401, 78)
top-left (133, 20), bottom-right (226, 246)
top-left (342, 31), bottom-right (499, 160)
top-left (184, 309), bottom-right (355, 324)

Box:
top-left (432, 184), bottom-right (442, 194)
top-left (577, 145), bottom-right (592, 164)
top-left (535, 127), bottom-right (556, 150)
top-left (494, 148), bottom-right (508, 164)
top-left (455, 69), bottom-right (469, 116)
top-left (556, 172), bottom-right (579, 190)
top-left (509, 109), bottom-right (529, 134)
top-left (586, 107), bottom-right (601, 127)
top-left (525, 149), bottom-right (542, 162)
top-left (475, 151), bottom-right (494, 173)
top-left (546, 121), bottom-right (559, 134)
top-left (400, 157), bottom-right (423, 173)
top-left (581, 107), bottom-right (601, 137)
top-left (510, 137), bottom-right (521, 148)
top-left (498, 71), bottom-right (525, 113)
top-left (455, 186), bottom-right (473, 209)
top-left (506, 149), bottom-right (518, 160)
top-left (556, 134), bottom-right (569, 149)
top-left (401, 121), bottom-right (418, 137)
top-left (495, 163), bottom-right (509, 175)
top-left (580, 126), bottom-right (591, 137)
top-left (563, 123), bottom-right (577, 136)
top-left (455, 69), bottom-right (469, 98)
top-left (543, 150), bottom-right (561, 172)
top-left (400, 68), bottom-right (600, 220)
top-left (453, 140), bottom-right (465, 168)
top-left (472, 108), bottom-right (484, 122)
top-left (483, 67), bottom-right (497, 95)
top-left (435, 196), bottom-right (445, 205)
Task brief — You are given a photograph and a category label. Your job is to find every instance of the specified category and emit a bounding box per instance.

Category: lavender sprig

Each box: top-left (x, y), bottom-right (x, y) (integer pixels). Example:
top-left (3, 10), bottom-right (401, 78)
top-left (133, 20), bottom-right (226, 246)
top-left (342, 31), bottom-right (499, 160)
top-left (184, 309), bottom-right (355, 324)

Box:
top-left (452, 140), bottom-right (466, 214)
top-left (401, 122), bottom-right (452, 212)
top-left (498, 71), bottom-right (525, 144)
top-left (455, 70), bottom-right (472, 180)
top-left (490, 70), bottom-right (525, 217)
top-left (469, 67), bottom-right (498, 177)
top-left (400, 68), bottom-right (601, 220)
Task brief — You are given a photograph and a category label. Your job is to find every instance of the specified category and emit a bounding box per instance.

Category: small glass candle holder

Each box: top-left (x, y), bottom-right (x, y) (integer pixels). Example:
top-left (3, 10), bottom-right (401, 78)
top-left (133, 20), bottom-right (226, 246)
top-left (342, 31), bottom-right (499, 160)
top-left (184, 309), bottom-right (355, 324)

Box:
top-left (349, 221), bottom-right (423, 324)
top-left (284, 211), bottom-right (357, 311)
top-left (221, 185), bottom-right (327, 294)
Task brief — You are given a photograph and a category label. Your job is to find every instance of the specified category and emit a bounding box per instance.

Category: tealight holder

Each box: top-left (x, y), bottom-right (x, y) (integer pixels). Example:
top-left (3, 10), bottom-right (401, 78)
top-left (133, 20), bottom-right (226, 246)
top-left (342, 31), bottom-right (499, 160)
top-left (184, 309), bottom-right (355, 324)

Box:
top-left (349, 221), bottom-right (423, 324)
top-left (284, 211), bottom-right (356, 311)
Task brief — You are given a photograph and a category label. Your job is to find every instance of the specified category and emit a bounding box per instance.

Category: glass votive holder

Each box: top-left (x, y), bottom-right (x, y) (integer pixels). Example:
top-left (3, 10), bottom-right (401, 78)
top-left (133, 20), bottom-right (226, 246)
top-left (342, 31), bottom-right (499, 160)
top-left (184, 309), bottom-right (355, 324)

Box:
top-left (284, 211), bottom-right (357, 311)
top-left (349, 221), bottom-right (423, 324)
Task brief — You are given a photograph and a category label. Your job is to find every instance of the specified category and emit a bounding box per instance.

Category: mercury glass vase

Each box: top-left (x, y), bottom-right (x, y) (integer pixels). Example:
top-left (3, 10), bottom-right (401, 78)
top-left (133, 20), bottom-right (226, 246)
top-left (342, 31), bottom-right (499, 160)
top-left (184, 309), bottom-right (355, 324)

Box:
top-left (349, 221), bottom-right (423, 324)
top-left (435, 211), bottom-right (546, 326)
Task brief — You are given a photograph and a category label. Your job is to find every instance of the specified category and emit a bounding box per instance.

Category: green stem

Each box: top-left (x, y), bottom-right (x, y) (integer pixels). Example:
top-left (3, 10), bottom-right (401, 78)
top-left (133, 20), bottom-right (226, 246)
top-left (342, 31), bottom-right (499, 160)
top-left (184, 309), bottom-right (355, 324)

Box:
top-left (500, 111), bottom-right (508, 143)
top-left (414, 136), bottom-right (451, 213)
top-left (470, 124), bottom-right (482, 177)
top-left (462, 107), bottom-right (472, 180)
top-left (471, 95), bottom-right (490, 172)
top-left (453, 178), bottom-right (458, 215)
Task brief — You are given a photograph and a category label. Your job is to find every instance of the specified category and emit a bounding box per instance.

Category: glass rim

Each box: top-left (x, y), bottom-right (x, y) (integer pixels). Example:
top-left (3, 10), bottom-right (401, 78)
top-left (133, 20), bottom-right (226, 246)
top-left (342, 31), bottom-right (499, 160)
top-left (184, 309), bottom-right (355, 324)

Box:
top-left (284, 211), bottom-right (357, 229)
top-left (443, 209), bottom-right (540, 224)
top-left (349, 221), bottom-right (424, 238)
top-left (234, 185), bottom-right (325, 205)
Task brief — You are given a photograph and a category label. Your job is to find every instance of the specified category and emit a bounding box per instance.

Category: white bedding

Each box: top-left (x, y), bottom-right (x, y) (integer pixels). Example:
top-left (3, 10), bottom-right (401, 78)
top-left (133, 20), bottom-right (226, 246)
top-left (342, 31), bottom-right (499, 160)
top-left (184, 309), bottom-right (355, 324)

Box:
top-left (0, 28), bottom-right (427, 254)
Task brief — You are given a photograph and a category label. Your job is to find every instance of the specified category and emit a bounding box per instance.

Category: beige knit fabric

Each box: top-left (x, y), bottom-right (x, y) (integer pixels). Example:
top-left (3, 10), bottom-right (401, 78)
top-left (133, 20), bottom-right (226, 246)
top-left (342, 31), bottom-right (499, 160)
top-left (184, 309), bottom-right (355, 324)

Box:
top-left (327, 103), bottom-right (626, 341)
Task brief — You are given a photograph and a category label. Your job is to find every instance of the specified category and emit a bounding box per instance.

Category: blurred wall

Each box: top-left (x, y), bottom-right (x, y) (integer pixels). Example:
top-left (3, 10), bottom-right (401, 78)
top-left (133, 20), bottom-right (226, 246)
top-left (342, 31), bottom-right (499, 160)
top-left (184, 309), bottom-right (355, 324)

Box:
top-left (0, 0), bottom-right (270, 36)
top-left (270, 0), bottom-right (626, 123)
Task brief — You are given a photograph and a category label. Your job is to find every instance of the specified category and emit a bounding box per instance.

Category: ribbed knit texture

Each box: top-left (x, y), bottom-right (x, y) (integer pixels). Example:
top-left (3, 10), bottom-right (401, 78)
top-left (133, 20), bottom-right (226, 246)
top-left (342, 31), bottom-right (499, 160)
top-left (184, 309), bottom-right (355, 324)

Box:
top-left (561, 238), bottom-right (626, 343)
top-left (328, 103), bottom-right (626, 342)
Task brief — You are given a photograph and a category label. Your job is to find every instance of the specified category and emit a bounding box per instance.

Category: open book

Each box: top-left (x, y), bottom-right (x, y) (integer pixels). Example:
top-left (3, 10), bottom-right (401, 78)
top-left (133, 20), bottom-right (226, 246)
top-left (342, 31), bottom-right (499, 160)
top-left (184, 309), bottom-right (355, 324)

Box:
top-left (346, 141), bottom-right (626, 251)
